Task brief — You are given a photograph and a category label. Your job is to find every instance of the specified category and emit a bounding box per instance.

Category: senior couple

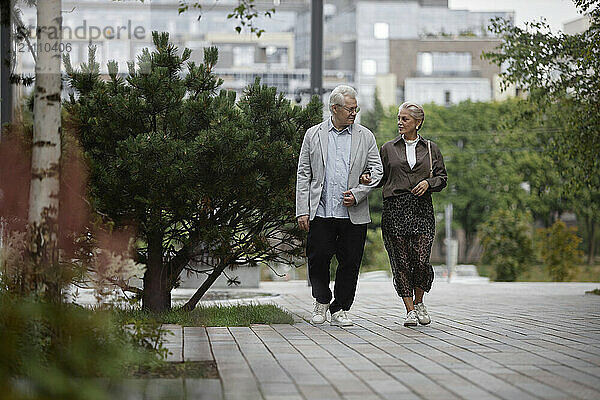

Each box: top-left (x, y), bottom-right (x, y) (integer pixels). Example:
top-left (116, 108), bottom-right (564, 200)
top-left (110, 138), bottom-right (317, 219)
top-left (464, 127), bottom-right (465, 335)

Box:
top-left (296, 85), bottom-right (447, 327)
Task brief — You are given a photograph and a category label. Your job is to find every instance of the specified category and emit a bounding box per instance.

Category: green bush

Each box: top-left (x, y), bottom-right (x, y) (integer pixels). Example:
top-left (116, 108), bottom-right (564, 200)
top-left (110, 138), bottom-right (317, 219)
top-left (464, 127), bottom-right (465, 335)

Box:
top-left (0, 293), bottom-right (165, 400)
top-left (536, 221), bottom-right (583, 281)
top-left (479, 209), bottom-right (534, 281)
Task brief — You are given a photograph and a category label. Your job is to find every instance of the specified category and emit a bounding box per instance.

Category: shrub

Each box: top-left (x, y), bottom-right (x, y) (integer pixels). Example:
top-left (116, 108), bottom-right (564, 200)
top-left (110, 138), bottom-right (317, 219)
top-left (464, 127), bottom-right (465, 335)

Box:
top-left (536, 221), bottom-right (583, 281)
top-left (479, 209), bottom-right (534, 281)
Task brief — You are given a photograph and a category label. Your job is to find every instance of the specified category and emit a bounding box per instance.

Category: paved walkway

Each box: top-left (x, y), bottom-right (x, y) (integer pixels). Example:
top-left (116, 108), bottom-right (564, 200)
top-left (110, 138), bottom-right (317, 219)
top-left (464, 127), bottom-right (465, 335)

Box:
top-left (132, 280), bottom-right (600, 400)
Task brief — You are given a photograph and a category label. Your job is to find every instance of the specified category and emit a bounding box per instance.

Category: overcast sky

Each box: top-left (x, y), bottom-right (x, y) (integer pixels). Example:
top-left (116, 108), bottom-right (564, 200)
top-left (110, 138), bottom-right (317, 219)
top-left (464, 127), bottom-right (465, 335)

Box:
top-left (448, 0), bottom-right (583, 32)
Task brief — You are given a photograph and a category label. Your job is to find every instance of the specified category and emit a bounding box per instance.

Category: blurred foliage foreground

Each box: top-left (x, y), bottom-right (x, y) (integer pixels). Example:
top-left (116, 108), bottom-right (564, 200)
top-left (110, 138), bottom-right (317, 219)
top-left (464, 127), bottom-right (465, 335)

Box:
top-left (0, 293), bottom-right (165, 400)
top-left (0, 288), bottom-right (294, 399)
top-left (0, 225), bottom-right (293, 399)
top-left (0, 217), bottom-right (293, 400)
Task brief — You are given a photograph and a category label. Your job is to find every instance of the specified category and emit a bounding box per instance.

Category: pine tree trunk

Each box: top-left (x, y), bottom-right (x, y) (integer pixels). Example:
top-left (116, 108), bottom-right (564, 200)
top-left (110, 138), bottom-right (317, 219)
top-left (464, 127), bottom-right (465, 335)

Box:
top-left (142, 231), bottom-right (171, 311)
top-left (28, 0), bottom-right (62, 297)
top-left (181, 263), bottom-right (228, 311)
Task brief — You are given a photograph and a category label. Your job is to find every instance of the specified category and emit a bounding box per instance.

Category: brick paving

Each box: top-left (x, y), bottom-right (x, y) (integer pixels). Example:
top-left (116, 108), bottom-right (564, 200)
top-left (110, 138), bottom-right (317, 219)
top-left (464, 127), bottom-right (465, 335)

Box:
top-left (138, 280), bottom-right (600, 399)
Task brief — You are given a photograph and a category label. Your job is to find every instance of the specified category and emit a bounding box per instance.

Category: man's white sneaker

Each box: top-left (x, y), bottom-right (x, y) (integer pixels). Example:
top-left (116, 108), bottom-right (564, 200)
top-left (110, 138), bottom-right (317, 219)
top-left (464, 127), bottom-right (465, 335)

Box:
top-left (414, 303), bottom-right (431, 325)
top-left (311, 301), bottom-right (329, 324)
top-left (331, 310), bottom-right (353, 326)
top-left (404, 310), bottom-right (418, 327)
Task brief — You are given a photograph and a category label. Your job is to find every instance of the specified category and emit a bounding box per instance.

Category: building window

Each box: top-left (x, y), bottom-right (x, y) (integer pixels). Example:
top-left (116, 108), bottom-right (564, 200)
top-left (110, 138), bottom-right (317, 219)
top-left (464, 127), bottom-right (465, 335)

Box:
top-left (267, 47), bottom-right (288, 68)
top-left (374, 22), bottom-right (389, 39)
top-left (417, 52), bottom-right (471, 75)
top-left (417, 52), bottom-right (433, 75)
top-left (444, 90), bottom-right (451, 106)
top-left (433, 52), bottom-right (471, 74)
top-left (233, 46), bottom-right (255, 67)
top-left (362, 59), bottom-right (377, 75)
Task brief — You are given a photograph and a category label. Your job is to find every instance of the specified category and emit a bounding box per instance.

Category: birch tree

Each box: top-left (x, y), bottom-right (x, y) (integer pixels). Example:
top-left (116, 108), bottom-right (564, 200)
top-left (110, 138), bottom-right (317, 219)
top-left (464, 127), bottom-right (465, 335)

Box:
top-left (27, 0), bottom-right (62, 296)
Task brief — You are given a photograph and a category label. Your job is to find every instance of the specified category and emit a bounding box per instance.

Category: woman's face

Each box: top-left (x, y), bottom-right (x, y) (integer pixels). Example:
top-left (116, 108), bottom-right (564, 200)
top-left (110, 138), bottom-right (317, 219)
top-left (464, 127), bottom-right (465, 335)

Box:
top-left (397, 108), bottom-right (421, 136)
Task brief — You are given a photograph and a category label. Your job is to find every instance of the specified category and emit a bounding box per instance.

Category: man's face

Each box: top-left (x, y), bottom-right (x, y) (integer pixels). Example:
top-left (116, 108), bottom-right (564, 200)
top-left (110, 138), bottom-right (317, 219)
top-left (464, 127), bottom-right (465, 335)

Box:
top-left (332, 96), bottom-right (358, 127)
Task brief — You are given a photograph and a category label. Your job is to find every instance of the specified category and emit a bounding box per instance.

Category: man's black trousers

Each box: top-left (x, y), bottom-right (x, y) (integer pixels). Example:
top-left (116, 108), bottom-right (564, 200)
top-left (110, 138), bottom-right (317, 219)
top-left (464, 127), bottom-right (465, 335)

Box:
top-left (306, 217), bottom-right (368, 315)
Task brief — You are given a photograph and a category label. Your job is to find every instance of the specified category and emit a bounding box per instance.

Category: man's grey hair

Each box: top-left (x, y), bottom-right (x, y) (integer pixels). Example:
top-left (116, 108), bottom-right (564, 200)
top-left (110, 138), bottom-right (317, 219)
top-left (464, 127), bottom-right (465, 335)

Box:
top-left (399, 101), bottom-right (425, 131)
top-left (329, 85), bottom-right (358, 109)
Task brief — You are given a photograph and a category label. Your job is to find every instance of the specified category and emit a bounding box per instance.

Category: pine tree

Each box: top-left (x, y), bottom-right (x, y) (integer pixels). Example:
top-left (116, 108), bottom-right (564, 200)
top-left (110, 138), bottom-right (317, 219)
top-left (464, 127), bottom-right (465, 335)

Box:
top-left (64, 32), bottom-right (321, 311)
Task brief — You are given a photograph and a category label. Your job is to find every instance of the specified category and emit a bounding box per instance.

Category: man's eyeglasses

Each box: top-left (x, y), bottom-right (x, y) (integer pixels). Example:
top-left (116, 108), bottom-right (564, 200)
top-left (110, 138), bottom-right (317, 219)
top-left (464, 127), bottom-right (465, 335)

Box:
top-left (336, 105), bottom-right (360, 114)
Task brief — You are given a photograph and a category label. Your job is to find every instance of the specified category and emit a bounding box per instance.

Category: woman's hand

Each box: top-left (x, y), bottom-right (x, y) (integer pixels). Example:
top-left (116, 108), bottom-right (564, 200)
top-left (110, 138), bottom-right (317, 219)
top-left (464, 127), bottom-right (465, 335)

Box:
top-left (359, 173), bottom-right (372, 185)
top-left (412, 180), bottom-right (429, 197)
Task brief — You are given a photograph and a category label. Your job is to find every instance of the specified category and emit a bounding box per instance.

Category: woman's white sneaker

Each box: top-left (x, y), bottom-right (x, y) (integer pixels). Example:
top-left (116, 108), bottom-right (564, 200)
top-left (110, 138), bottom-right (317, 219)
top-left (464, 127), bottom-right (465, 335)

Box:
top-left (414, 303), bottom-right (431, 325)
top-left (404, 310), bottom-right (418, 327)
top-left (331, 310), bottom-right (353, 326)
top-left (311, 301), bottom-right (329, 324)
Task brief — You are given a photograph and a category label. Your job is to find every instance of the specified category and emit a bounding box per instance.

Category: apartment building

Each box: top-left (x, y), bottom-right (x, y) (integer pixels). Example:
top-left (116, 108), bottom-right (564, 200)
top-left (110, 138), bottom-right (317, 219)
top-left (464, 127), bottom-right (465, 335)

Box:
top-left (13, 0), bottom-right (514, 107)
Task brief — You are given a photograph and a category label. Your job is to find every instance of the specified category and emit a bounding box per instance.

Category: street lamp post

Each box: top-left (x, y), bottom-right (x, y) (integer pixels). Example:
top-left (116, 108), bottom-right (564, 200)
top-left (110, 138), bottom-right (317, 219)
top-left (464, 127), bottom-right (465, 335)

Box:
top-left (307, 0), bottom-right (323, 287)
top-left (310, 0), bottom-right (323, 101)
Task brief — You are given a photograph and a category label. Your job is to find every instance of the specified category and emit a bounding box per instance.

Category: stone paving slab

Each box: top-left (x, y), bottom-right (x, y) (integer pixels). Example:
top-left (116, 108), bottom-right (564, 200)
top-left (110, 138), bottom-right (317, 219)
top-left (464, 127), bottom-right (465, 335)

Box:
top-left (183, 326), bottom-right (213, 361)
top-left (162, 324), bottom-right (183, 362)
top-left (152, 281), bottom-right (600, 399)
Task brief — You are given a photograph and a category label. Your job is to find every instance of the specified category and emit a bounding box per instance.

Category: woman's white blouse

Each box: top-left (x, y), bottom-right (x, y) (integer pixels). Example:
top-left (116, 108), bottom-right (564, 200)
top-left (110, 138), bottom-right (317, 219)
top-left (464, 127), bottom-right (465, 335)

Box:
top-left (403, 136), bottom-right (418, 169)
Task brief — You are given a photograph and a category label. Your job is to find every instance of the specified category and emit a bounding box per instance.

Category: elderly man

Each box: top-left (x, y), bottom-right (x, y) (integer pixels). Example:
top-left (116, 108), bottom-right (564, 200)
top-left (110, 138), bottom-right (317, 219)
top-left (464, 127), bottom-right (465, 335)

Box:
top-left (296, 85), bottom-right (383, 326)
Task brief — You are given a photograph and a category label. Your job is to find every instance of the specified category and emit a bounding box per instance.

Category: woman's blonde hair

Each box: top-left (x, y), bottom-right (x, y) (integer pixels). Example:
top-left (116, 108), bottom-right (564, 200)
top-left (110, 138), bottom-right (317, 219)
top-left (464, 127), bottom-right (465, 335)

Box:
top-left (399, 101), bottom-right (425, 131)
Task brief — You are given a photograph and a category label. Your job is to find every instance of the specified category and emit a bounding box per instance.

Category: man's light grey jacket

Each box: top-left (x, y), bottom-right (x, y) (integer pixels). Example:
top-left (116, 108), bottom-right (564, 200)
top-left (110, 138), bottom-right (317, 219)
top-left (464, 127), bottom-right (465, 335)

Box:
top-left (296, 120), bottom-right (383, 225)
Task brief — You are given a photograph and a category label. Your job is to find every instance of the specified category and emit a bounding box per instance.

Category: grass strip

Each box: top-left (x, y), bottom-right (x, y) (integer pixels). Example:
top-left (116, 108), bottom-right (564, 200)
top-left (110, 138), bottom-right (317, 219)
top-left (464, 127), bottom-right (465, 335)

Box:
top-left (115, 303), bottom-right (294, 327)
top-left (131, 361), bottom-right (218, 379)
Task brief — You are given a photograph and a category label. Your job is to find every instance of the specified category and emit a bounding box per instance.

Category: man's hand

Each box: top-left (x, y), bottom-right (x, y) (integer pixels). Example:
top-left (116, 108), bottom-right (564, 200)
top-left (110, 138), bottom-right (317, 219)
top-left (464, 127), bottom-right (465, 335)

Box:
top-left (411, 180), bottom-right (430, 197)
top-left (297, 215), bottom-right (310, 231)
top-left (343, 191), bottom-right (356, 207)
top-left (359, 173), bottom-right (372, 185)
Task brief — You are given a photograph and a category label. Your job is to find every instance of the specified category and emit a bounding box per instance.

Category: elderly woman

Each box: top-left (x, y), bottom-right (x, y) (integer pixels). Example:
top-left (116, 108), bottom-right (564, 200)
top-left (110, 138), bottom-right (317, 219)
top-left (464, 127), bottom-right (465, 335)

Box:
top-left (363, 102), bottom-right (447, 326)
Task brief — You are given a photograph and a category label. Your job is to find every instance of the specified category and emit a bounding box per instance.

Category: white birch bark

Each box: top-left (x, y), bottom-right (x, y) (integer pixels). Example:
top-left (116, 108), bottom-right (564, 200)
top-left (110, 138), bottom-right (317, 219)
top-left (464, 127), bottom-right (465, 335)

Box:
top-left (28, 0), bottom-right (62, 227)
